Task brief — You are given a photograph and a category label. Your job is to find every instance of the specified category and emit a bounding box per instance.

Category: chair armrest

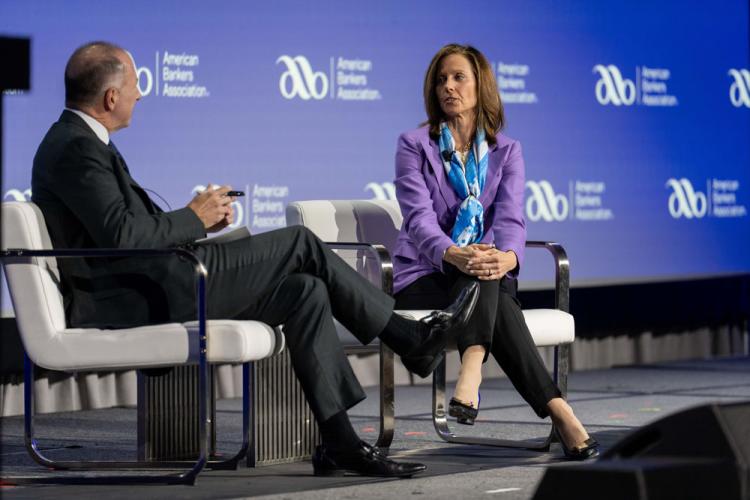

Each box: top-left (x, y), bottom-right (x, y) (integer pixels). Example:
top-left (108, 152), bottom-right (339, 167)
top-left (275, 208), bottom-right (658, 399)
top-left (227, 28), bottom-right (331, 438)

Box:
top-left (1, 247), bottom-right (209, 357)
top-left (2, 247), bottom-right (202, 262)
top-left (524, 241), bottom-right (570, 313)
top-left (324, 242), bottom-right (393, 296)
top-left (322, 241), bottom-right (570, 311)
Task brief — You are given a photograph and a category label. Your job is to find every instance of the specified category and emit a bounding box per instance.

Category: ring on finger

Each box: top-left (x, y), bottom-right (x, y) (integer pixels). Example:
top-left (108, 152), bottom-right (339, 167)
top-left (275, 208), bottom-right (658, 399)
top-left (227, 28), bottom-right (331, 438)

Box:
top-left (487, 268), bottom-right (491, 276)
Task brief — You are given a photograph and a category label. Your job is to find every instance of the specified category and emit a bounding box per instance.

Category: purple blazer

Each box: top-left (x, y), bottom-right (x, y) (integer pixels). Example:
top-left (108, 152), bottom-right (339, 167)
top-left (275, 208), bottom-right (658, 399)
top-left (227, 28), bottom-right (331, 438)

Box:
top-left (392, 125), bottom-right (527, 294)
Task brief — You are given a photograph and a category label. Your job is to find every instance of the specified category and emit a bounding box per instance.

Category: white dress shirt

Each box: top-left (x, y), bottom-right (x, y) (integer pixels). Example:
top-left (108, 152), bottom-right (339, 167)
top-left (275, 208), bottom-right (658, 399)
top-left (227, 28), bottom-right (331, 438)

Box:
top-left (65, 107), bottom-right (110, 145)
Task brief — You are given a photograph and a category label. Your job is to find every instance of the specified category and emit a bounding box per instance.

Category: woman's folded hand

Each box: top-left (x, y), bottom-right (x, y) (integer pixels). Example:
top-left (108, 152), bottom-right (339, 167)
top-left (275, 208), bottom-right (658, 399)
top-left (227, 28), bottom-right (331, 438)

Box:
top-left (443, 245), bottom-right (478, 275)
top-left (465, 244), bottom-right (518, 281)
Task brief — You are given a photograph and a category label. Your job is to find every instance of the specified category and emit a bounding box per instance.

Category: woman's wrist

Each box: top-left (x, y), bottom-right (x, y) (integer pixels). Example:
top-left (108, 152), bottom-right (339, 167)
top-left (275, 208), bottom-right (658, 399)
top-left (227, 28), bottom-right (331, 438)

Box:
top-left (443, 245), bottom-right (459, 263)
top-left (504, 250), bottom-right (519, 273)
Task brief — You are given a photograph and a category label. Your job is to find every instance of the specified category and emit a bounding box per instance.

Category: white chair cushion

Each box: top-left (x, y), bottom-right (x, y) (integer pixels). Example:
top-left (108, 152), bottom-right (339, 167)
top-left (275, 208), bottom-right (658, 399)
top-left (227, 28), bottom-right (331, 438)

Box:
top-left (44, 323), bottom-right (191, 371)
top-left (185, 319), bottom-right (284, 364)
top-left (522, 309), bottom-right (575, 346)
top-left (397, 309), bottom-right (574, 347)
top-left (335, 308), bottom-right (574, 349)
top-left (30, 320), bottom-right (280, 372)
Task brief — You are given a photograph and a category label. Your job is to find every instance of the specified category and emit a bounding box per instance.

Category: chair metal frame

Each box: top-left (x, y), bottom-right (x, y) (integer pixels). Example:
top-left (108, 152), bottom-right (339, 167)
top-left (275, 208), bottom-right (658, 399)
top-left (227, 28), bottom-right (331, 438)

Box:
top-left (327, 242), bottom-right (395, 450)
top-left (327, 240), bottom-right (571, 452)
top-left (431, 241), bottom-right (570, 450)
top-left (2, 247), bottom-right (253, 485)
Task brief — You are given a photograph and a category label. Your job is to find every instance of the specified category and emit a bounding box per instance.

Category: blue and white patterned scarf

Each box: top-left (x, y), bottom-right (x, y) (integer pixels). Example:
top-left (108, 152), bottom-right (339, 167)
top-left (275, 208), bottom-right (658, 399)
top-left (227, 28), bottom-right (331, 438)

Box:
top-left (438, 123), bottom-right (489, 247)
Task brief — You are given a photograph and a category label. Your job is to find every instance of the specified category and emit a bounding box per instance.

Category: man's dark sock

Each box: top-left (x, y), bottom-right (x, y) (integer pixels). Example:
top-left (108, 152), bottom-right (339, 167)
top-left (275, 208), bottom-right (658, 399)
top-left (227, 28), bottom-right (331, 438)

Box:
top-left (319, 410), bottom-right (361, 452)
top-left (379, 313), bottom-right (428, 357)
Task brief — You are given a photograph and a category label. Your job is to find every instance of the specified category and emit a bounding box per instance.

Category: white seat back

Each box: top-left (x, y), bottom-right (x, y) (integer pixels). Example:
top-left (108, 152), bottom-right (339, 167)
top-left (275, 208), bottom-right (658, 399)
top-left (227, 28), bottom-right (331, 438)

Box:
top-left (286, 200), bottom-right (402, 250)
top-left (286, 199), bottom-right (403, 280)
top-left (1, 202), bottom-right (67, 363)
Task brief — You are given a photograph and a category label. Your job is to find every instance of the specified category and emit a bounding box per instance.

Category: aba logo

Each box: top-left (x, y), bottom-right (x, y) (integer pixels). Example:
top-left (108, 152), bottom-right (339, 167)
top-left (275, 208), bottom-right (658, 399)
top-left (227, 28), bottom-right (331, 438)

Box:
top-left (127, 52), bottom-right (152, 96)
top-left (525, 181), bottom-right (568, 222)
top-left (3, 188), bottom-right (32, 202)
top-left (593, 64), bottom-right (636, 106)
top-left (277, 55), bottom-right (328, 100)
top-left (666, 178), bottom-right (707, 219)
top-left (365, 182), bottom-right (396, 200)
top-left (728, 69), bottom-right (750, 108)
top-left (136, 64), bottom-right (154, 96)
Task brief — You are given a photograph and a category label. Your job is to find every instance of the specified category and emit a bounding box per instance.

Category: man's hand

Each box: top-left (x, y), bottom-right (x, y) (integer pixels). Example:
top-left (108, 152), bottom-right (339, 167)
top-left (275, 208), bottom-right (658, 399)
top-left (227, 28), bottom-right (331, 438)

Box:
top-left (465, 244), bottom-right (518, 281)
top-left (206, 207), bottom-right (234, 233)
top-left (187, 184), bottom-right (236, 232)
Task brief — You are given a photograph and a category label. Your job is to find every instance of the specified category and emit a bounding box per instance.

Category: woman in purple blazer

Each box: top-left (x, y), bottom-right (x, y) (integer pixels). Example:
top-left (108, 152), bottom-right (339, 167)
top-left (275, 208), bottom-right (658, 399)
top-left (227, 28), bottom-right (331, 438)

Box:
top-left (393, 44), bottom-right (598, 460)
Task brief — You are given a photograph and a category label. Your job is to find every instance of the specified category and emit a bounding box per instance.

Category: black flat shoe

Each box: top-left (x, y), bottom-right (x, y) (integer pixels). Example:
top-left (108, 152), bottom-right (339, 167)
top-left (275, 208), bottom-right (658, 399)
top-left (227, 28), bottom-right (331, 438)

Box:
top-left (401, 282), bottom-right (480, 378)
top-left (312, 441), bottom-right (426, 478)
top-left (449, 393), bottom-right (480, 425)
top-left (553, 427), bottom-right (600, 461)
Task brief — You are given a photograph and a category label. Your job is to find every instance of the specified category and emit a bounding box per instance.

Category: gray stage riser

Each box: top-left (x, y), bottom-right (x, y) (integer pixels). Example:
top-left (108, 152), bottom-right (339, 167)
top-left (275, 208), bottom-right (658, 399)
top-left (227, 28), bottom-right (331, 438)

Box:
top-left (250, 350), bottom-right (320, 467)
top-left (136, 353), bottom-right (319, 466)
top-left (137, 365), bottom-right (216, 461)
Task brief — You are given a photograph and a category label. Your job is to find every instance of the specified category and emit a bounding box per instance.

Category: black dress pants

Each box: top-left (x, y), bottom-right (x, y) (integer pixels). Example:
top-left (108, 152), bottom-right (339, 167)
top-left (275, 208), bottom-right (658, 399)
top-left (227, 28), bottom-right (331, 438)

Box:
top-left (181, 225), bottom-right (395, 423)
top-left (394, 266), bottom-right (560, 418)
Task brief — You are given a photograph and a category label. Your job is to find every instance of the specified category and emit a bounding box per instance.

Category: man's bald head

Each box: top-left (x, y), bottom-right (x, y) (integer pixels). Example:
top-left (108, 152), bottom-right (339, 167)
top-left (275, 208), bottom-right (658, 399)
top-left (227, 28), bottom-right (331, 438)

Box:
top-left (65, 41), bottom-right (128, 108)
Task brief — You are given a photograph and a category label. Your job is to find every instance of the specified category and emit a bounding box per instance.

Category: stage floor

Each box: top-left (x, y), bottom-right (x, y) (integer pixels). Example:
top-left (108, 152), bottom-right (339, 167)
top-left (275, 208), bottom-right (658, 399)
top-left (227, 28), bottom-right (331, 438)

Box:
top-left (1, 356), bottom-right (749, 499)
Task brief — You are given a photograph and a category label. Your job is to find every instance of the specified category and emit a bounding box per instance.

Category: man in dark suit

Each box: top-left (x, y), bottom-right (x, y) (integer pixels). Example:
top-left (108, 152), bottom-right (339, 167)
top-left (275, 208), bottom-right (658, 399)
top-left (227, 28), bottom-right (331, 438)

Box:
top-left (31, 41), bottom-right (478, 478)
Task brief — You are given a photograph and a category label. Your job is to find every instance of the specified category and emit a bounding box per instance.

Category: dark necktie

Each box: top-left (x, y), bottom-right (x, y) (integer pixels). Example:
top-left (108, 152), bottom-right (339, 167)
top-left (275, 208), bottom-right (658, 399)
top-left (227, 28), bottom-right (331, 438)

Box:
top-left (107, 140), bottom-right (161, 212)
top-left (108, 140), bottom-right (130, 174)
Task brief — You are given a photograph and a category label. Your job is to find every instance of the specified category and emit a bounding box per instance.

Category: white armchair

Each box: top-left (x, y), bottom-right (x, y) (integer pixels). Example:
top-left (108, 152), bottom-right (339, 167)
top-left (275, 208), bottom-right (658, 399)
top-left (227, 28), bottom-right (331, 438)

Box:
top-left (286, 199), bottom-right (574, 451)
top-left (1, 201), bottom-right (284, 484)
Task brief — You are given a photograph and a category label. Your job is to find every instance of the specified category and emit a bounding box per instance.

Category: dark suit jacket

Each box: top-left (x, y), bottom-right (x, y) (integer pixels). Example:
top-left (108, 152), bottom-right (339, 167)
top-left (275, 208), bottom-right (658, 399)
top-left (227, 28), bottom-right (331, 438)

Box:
top-left (31, 110), bottom-right (206, 328)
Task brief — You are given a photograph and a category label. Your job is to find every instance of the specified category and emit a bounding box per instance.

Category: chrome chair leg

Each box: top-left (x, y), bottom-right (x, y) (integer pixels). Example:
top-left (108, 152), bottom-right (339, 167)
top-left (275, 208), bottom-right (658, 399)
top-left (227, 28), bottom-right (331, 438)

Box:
top-left (548, 343), bottom-right (571, 445)
top-left (207, 362), bottom-right (251, 470)
top-left (22, 353), bottom-right (208, 484)
top-left (555, 344), bottom-right (570, 399)
top-left (375, 344), bottom-right (395, 451)
top-left (431, 356), bottom-right (553, 450)
top-left (20, 306), bottom-right (211, 486)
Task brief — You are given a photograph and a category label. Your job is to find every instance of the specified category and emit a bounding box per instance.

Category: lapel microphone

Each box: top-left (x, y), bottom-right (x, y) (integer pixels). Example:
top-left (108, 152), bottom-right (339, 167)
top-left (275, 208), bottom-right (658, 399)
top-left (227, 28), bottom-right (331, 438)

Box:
top-left (441, 149), bottom-right (453, 162)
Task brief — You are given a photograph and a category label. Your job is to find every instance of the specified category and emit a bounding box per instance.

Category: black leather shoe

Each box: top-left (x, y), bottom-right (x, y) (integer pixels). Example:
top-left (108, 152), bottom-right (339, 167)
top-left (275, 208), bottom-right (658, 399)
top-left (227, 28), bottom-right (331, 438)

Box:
top-left (401, 282), bottom-right (480, 378)
top-left (553, 427), bottom-right (600, 461)
top-left (312, 441), bottom-right (426, 478)
top-left (401, 352), bottom-right (444, 379)
top-left (448, 393), bottom-right (480, 425)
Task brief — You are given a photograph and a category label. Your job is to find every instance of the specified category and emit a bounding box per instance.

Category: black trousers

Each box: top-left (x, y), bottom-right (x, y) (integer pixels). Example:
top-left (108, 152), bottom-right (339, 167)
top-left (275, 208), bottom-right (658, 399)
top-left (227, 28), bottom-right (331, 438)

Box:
top-left (183, 225), bottom-right (395, 423)
top-left (395, 266), bottom-right (560, 418)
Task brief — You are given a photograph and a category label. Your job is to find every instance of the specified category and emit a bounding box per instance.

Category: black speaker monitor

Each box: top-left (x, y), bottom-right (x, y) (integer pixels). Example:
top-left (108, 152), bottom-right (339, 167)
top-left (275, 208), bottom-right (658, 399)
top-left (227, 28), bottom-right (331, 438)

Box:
top-left (603, 401), bottom-right (750, 463)
top-left (533, 401), bottom-right (750, 500)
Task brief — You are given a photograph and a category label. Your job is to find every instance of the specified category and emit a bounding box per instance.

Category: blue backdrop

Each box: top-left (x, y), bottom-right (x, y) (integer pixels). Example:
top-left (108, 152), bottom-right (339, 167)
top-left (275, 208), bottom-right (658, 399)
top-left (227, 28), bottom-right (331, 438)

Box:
top-left (2, 0), bottom-right (749, 294)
